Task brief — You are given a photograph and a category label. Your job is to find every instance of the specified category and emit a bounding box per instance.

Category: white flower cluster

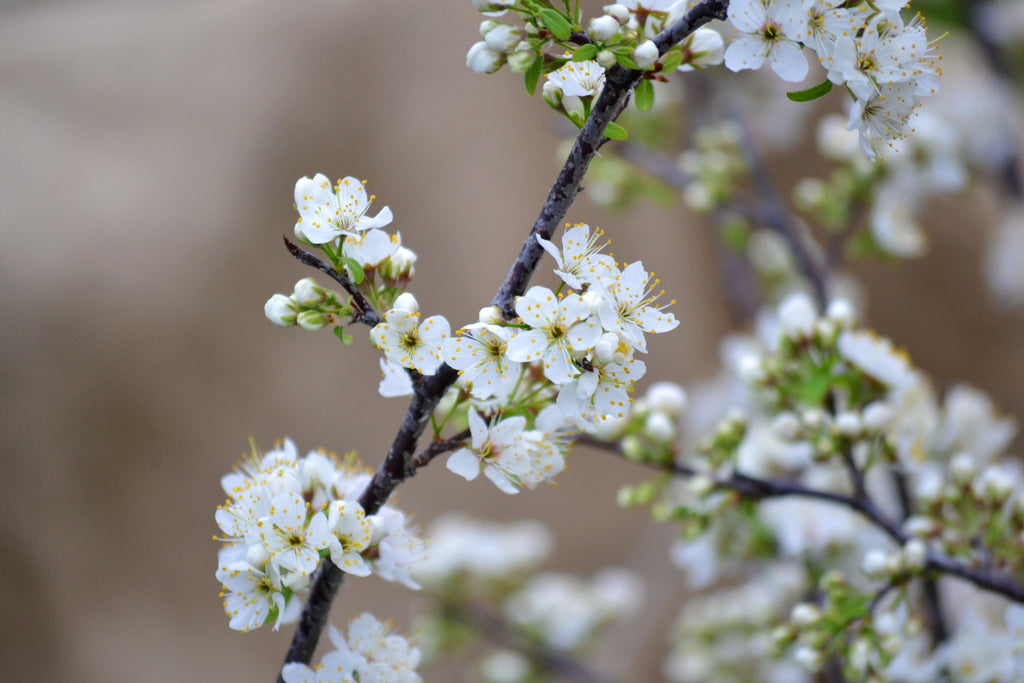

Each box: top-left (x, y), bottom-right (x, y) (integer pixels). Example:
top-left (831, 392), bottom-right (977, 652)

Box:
top-left (292, 173), bottom-right (416, 278)
top-left (369, 223), bottom-right (679, 494)
top-left (214, 439), bottom-right (425, 633)
top-left (723, 0), bottom-right (942, 159)
top-left (281, 613), bottom-right (421, 683)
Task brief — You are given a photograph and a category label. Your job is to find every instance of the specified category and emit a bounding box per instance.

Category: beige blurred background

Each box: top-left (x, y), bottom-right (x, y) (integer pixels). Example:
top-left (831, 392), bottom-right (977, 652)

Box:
top-left (1, 1), bottom-right (1021, 681)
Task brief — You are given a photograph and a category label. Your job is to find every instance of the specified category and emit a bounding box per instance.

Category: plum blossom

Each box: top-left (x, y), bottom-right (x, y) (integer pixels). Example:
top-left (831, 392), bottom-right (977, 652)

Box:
top-left (595, 261), bottom-right (679, 353)
top-left (371, 308), bottom-right (450, 375)
top-left (294, 174), bottom-right (393, 245)
top-left (536, 223), bottom-right (616, 289)
top-left (447, 410), bottom-right (529, 494)
top-left (547, 60), bottom-right (606, 97)
top-left (506, 286), bottom-right (601, 384)
top-left (442, 323), bottom-right (518, 399)
top-left (723, 0), bottom-right (809, 82)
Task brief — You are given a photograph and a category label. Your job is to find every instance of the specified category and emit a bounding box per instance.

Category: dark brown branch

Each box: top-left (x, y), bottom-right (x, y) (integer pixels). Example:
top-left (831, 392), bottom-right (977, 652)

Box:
top-left (283, 236), bottom-right (381, 326)
top-left (410, 428), bottom-right (471, 469)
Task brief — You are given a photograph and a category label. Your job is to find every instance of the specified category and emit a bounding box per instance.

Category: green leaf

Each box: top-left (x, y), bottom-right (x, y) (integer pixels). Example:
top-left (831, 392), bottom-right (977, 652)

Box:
top-left (634, 79), bottom-right (655, 111)
top-left (333, 326), bottom-right (354, 345)
top-left (572, 43), bottom-right (597, 61)
top-left (603, 121), bottom-right (628, 140)
top-left (524, 55), bottom-right (543, 95)
top-left (538, 9), bottom-right (571, 41)
top-left (798, 367), bottom-right (832, 405)
top-left (615, 53), bottom-right (640, 70)
top-left (343, 257), bottom-right (365, 285)
top-left (786, 79), bottom-right (834, 102)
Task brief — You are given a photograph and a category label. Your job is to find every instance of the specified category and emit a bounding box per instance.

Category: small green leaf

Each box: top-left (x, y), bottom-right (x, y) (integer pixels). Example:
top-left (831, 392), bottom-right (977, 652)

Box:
top-left (572, 44), bottom-right (597, 61)
top-left (616, 54), bottom-right (640, 70)
top-left (786, 79), bottom-right (834, 102)
top-left (603, 121), bottom-right (628, 140)
top-left (333, 326), bottom-right (354, 345)
top-left (634, 79), bottom-right (655, 111)
top-left (524, 55), bottom-right (543, 95)
top-left (343, 257), bottom-right (365, 285)
top-left (538, 9), bottom-right (571, 41)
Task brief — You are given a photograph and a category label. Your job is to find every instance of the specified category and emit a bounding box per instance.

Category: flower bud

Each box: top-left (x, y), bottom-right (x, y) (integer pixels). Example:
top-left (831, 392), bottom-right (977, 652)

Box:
top-left (646, 382), bottom-right (687, 417)
top-left (949, 452), bottom-right (976, 485)
top-left (633, 40), bottom-right (659, 68)
top-left (393, 292), bottom-right (419, 315)
top-left (594, 332), bottom-right (620, 364)
top-left (596, 48), bottom-right (618, 70)
top-left (834, 411), bottom-right (862, 437)
top-left (479, 19), bottom-right (500, 37)
top-left (644, 411), bottom-right (676, 443)
top-left (296, 310), bottom-right (328, 331)
top-left (793, 646), bottom-right (823, 673)
top-left (736, 353), bottom-right (764, 385)
top-left (679, 27), bottom-right (724, 71)
top-left (790, 603), bottom-right (821, 627)
top-left (478, 305), bottom-right (503, 325)
top-left (293, 277), bottom-right (324, 306)
top-left (467, 41), bottom-right (504, 74)
top-left (903, 515), bottom-right (935, 538)
top-left (472, 0), bottom-right (513, 17)
top-left (246, 543), bottom-right (270, 568)
top-left (507, 46), bottom-right (535, 73)
top-left (779, 292), bottom-right (817, 339)
top-left (265, 294), bottom-right (298, 327)
top-left (902, 539), bottom-right (927, 571)
top-left (621, 434), bottom-right (645, 461)
top-left (605, 3), bottom-right (630, 24)
top-left (589, 15), bottom-right (620, 41)
top-left (825, 298), bottom-right (856, 328)
top-left (382, 245), bottom-right (417, 284)
top-left (861, 549), bottom-right (892, 580)
top-left (542, 80), bottom-right (563, 108)
top-left (484, 24), bottom-right (520, 52)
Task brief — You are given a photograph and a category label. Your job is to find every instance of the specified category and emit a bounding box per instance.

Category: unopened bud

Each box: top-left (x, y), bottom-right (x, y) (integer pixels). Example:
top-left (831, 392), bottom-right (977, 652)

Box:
top-left (296, 310), bottom-right (328, 331)
top-left (293, 277), bottom-right (324, 306)
top-left (825, 298), bottom-right (856, 328)
top-left (589, 15), bottom-right (620, 41)
top-left (790, 603), bottom-right (822, 627)
top-left (902, 539), bottom-right (927, 571)
top-left (646, 382), bottom-right (687, 417)
top-left (265, 294), bottom-right (298, 327)
top-left (382, 245), bottom-right (417, 284)
top-left (542, 80), bottom-right (563, 108)
top-left (605, 3), bottom-right (630, 24)
top-left (507, 46), bottom-right (535, 73)
top-left (596, 48), bottom-right (617, 70)
top-left (392, 292), bottom-right (419, 315)
top-left (466, 41), bottom-right (504, 74)
top-left (484, 24), bottom-right (520, 52)
top-left (633, 40), bottom-right (659, 68)
top-left (478, 305), bottom-right (503, 325)
top-left (678, 27), bottom-right (724, 71)
top-left (644, 411), bottom-right (676, 443)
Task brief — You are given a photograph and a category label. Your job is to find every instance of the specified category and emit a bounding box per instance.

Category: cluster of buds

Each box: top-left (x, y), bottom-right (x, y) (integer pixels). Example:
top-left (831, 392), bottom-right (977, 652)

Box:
top-left (264, 277), bottom-right (355, 334)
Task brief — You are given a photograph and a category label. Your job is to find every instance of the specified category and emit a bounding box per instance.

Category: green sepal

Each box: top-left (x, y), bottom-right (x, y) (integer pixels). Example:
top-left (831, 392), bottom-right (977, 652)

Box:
top-left (538, 9), bottom-right (571, 41)
top-left (603, 121), bottom-right (628, 140)
top-left (343, 257), bottom-right (365, 284)
top-left (634, 79), bottom-right (655, 111)
top-left (525, 54), bottom-right (543, 95)
top-left (660, 50), bottom-right (685, 72)
top-left (333, 326), bottom-right (354, 345)
top-left (786, 79), bottom-right (834, 102)
top-left (573, 43), bottom-right (598, 61)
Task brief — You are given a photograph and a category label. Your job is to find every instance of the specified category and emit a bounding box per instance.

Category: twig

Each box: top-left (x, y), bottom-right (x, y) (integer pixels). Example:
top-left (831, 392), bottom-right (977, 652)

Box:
top-left (410, 428), bottom-right (471, 469)
top-left (579, 435), bottom-right (1024, 603)
top-left (275, 4), bottom-right (732, 677)
top-left (283, 236), bottom-right (381, 326)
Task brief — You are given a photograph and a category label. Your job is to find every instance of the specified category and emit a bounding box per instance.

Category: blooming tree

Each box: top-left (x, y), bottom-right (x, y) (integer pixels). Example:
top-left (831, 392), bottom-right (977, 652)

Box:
top-left (217, 1), bottom-right (1024, 681)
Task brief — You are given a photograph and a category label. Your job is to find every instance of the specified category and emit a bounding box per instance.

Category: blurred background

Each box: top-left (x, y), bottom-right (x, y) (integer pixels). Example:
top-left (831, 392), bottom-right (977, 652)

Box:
top-left (1, 1), bottom-right (1021, 681)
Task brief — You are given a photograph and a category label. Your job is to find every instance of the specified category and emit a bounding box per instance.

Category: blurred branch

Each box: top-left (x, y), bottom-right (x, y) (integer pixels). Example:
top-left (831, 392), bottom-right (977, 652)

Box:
top-left (581, 435), bottom-right (1024, 603)
top-left (276, 2), bottom-right (732, 677)
top-left (451, 604), bottom-right (624, 683)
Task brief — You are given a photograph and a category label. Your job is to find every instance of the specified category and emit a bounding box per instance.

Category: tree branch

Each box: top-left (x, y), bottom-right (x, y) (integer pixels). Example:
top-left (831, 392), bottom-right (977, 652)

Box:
top-left (283, 236), bottom-right (381, 326)
top-left (275, 4), bottom-right (732, 676)
top-left (580, 436), bottom-right (1024, 603)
